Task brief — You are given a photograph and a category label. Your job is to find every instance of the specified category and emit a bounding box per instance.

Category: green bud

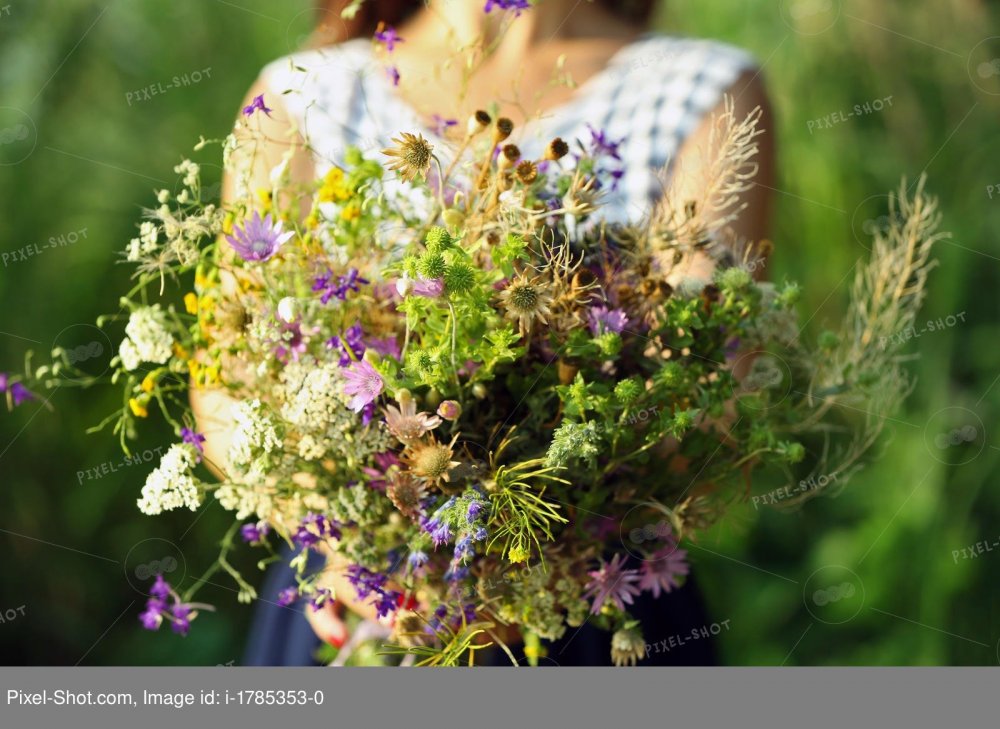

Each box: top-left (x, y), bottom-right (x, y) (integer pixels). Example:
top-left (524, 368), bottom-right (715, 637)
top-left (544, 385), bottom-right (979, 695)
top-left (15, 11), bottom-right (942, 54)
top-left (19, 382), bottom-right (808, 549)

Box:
top-left (614, 378), bottom-right (643, 404)
top-left (417, 252), bottom-right (447, 279)
top-left (444, 262), bottom-right (476, 294)
top-left (719, 267), bottom-right (752, 291)
top-left (425, 226), bottom-right (452, 253)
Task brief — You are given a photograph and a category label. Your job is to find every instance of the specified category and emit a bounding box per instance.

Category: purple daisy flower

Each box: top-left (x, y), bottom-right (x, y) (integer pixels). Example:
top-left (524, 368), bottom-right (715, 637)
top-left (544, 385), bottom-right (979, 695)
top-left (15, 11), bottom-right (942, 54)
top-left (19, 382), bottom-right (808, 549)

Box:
top-left (374, 26), bottom-right (404, 52)
top-left (583, 553), bottom-right (643, 614)
top-left (588, 305), bottom-right (629, 336)
top-left (639, 541), bottom-right (690, 599)
top-left (225, 211), bottom-right (294, 262)
top-left (342, 360), bottom-right (384, 413)
top-left (242, 94), bottom-right (272, 117)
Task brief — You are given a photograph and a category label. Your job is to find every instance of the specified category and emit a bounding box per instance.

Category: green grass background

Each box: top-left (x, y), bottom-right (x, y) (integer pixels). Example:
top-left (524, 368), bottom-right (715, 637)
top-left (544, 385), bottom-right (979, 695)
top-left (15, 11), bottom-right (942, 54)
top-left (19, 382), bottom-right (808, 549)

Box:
top-left (0, 0), bottom-right (998, 664)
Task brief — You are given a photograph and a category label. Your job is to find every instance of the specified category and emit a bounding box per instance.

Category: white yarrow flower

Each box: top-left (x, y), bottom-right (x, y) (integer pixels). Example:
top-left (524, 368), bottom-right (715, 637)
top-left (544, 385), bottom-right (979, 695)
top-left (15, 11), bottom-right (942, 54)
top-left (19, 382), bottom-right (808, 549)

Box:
top-left (118, 305), bottom-right (174, 371)
top-left (137, 444), bottom-right (202, 515)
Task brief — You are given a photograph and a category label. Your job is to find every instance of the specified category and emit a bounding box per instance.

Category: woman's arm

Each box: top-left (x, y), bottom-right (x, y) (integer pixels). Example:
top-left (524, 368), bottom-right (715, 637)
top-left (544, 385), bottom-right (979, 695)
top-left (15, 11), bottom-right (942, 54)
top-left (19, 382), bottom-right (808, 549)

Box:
top-left (662, 70), bottom-right (776, 281)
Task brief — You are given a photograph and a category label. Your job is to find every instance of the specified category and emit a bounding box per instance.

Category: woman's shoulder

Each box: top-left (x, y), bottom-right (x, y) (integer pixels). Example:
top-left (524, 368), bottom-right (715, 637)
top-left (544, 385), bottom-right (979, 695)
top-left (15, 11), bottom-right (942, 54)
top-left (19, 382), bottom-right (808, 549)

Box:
top-left (257, 38), bottom-right (375, 111)
top-left (614, 33), bottom-right (759, 81)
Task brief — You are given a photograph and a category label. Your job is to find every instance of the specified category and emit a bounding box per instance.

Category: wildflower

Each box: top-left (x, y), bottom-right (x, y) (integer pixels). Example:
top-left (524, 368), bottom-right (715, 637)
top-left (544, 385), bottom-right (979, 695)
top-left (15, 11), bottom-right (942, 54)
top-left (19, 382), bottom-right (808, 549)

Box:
top-left (387, 471), bottom-right (428, 518)
top-left (137, 444), bottom-right (202, 515)
top-left (180, 427), bottom-right (206, 460)
top-left (382, 132), bottom-right (434, 182)
top-left (638, 541), bottom-right (690, 598)
top-left (437, 400), bottom-right (461, 421)
top-left (507, 544), bottom-right (529, 564)
top-left (327, 323), bottom-right (366, 366)
top-left (586, 125), bottom-right (624, 161)
top-left (406, 437), bottom-right (459, 483)
top-left (293, 512), bottom-right (340, 550)
top-left (466, 499), bottom-right (487, 524)
top-left (225, 211), bottom-right (293, 262)
top-left (484, 0), bottom-right (531, 15)
top-left (242, 94), bottom-right (272, 118)
top-left (277, 587), bottom-right (299, 607)
top-left (407, 550), bottom-right (429, 570)
top-left (373, 589), bottom-right (402, 619)
top-left (498, 272), bottom-right (553, 334)
top-left (183, 292), bottom-right (198, 315)
top-left (374, 25), bottom-right (404, 52)
top-left (309, 588), bottom-right (332, 612)
top-left (431, 115), bottom-right (458, 137)
top-left (345, 565), bottom-right (388, 600)
top-left (611, 623), bottom-right (646, 666)
top-left (128, 397), bottom-right (149, 418)
top-left (360, 451), bottom-right (400, 491)
top-left (342, 360), bottom-right (384, 413)
top-left (397, 272), bottom-right (445, 299)
top-left (384, 398), bottom-right (442, 443)
top-left (583, 553), bottom-right (643, 614)
top-left (313, 267), bottom-right (368, 304)
top-left (386, 65), bottom-right (401, 87)
top-left (240, 521), bottom-right (270, 544)
top-left (228, 399), bottom-right (282, 467)
top-left (138, 575), bottom-right (203, 636)
top-left (318, 167), bottom-right (351, 202)
top-left (4, 381), bottom-right (34, 408)
top-left (276, 297), bottom-right (297, 323)
top-left (588, 305), bottom-right (629, 336)
top-left (119, 305), bottom-right (173, 371)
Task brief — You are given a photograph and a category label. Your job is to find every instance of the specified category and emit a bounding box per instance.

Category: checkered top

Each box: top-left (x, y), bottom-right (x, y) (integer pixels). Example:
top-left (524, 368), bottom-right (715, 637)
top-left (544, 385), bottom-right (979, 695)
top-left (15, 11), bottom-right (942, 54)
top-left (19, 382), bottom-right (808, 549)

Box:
top-left (262, 33), bottom-right (757, 223)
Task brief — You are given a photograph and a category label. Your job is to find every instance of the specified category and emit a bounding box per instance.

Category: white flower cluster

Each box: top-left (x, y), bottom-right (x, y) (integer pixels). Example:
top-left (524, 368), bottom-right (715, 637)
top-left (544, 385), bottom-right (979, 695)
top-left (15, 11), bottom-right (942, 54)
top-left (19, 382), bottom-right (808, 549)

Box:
top-left (278, 359), bottom-right (391, 462)
top-left (137, 444), bottom-right (202, 515)
top-left (216, 473), bottom-right (274, 521)
top-left (228, 399), bottom-right (283, 468)
top-left (126, 221), bottom-right (160, 262)
top-left (119, 305), bottom-right (174, 371)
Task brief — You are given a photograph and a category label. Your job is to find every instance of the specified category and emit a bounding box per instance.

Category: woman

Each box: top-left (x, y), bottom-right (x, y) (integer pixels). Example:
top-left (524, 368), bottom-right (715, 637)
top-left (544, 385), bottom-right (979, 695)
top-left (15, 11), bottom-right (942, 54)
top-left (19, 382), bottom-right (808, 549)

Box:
top-left (197, 0), bottom-right (774, 665)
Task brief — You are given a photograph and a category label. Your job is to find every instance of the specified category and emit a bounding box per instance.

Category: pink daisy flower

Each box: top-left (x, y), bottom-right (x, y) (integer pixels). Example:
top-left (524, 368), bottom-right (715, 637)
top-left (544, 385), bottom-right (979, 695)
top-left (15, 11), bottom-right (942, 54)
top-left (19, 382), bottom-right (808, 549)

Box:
top-left (342, 360), bottom-right (384, 412)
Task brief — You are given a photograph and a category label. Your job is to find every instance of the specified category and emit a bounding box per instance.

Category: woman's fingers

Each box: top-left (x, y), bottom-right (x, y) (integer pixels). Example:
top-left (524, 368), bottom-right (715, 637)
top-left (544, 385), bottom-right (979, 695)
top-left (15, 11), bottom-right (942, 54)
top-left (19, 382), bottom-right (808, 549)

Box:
top-left (304, 600), bottom-right (348, 648)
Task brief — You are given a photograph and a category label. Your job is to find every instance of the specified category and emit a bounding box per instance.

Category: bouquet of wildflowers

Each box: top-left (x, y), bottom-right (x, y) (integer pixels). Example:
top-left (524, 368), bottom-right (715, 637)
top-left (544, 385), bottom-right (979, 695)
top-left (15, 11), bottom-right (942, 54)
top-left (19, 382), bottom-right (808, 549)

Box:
top-left (9, 42), bottom-right (946, 665)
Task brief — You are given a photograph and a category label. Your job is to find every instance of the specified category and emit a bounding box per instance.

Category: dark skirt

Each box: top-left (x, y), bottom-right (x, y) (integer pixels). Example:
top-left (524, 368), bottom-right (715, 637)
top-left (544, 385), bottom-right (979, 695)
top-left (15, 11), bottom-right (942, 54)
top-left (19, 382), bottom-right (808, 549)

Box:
top-left (244, 553), bottom-right (717, 667)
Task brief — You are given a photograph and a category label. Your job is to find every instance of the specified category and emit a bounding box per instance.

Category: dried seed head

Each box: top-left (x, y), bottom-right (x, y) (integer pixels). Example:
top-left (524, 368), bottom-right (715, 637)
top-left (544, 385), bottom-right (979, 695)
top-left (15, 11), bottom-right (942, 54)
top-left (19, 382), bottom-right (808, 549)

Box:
top-left (498, 143), bottom-right (520, 170)
top-left (493, 117), bottom-right (514, 143)
top-left (382, 132), bottom-right (434, 182)
top-left (544, 137), bottom-right (569, 161)
top-left (515, 160), bottom-right (538, 184)
top-left (467, 109), bottom-right (492, 137)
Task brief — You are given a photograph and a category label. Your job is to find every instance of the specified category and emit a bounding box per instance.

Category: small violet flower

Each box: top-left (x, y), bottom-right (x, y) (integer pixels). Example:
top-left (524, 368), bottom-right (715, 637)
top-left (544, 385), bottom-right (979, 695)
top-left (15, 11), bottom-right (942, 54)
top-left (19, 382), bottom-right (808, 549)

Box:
top-left (242, 94), bottom-right (273, 118)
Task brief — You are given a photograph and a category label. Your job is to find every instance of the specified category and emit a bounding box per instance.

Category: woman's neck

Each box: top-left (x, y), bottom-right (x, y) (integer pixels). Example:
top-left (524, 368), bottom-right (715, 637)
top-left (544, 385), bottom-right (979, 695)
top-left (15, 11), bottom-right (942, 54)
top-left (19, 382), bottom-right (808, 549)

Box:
top-left (408, 1), bottom-right (630, 57)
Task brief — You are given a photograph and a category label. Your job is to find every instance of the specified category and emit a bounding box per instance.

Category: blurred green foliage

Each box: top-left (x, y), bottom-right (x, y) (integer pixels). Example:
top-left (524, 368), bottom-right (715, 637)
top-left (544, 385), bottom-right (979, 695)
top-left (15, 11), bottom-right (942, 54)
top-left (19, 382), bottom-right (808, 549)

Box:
top-left (1, 0), bottom-right (998, 665)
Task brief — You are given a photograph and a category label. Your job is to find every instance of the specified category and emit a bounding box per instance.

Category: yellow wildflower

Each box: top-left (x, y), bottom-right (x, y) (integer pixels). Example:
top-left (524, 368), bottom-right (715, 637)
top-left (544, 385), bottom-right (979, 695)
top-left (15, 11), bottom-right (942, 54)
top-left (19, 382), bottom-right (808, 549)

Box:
top-left (140, 372), bottom-right (157, 393)
top-left (128, 397), bottom-right (149, 418)
top-left (507, 544), bottom-right (529, 564)
top-left (184, 292), bottom-right (198, 315)
top-left (318, 167), bottom-right (351, 202)
top-left (340, 202), bottom-right (361, 221)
